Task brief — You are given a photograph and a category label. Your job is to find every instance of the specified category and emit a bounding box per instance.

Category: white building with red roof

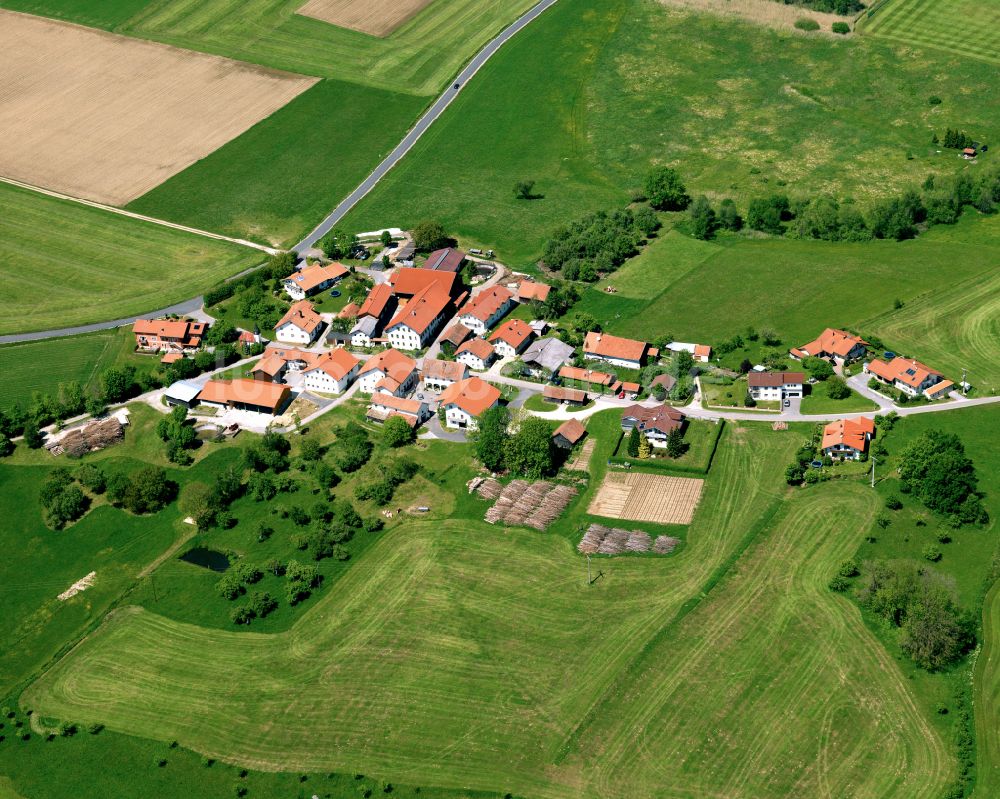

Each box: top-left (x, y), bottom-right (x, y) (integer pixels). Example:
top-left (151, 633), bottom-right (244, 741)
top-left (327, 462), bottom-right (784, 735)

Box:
top-left (302, 347), bottom-right (360, 394)
top-left (275, 301), bottom-right (324, 345)
top-left (438, 376), bottom-right (501, 429)
top-left (282, 262), bottom-right (348, 300)
top-left (357, 349), bottom-right (418, 395)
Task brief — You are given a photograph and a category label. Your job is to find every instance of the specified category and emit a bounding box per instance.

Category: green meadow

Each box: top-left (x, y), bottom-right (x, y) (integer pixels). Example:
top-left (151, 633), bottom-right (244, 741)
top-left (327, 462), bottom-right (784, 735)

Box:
top-left (0, 183), bottom-right (260, 335)
top-left (861, 0), bottom-right (1000, 66)
top-left (346, 0), bottom-right (999, 265)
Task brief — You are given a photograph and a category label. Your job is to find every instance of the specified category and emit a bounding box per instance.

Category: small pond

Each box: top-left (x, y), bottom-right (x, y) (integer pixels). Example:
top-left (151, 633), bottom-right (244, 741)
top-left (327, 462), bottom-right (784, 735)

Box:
top-left (178, 547), bottom-right (230, 572)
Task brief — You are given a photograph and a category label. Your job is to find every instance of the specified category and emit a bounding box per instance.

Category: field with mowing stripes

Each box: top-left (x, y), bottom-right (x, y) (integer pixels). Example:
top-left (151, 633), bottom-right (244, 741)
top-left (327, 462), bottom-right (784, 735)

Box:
top-left (0, 0), bottom-right (539, 95)
top-left (21, 424), bottom-right (957, 797)
top-left (862, 0), bottom-right (1000, 65)
top-left (0, 333), bottom-right (117, 411)
top-left (0, 183), bottom-right (260, 335)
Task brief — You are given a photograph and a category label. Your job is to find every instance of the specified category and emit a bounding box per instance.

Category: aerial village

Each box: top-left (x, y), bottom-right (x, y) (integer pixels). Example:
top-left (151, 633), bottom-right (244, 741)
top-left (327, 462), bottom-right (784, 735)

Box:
top-left (119, 230), bottom-right (965, 471)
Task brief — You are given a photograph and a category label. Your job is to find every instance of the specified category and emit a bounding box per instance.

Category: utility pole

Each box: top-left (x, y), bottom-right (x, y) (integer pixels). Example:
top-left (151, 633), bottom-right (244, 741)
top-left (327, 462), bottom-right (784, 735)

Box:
top-left (871, 455), bottom-right (876, 489)
top-left (586, 554), bottom-right (592, 585)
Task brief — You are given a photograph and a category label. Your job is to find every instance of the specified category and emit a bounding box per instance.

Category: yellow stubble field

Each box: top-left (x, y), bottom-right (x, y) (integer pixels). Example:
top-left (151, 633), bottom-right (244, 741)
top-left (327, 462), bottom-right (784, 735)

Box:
top-left (0, 10), bottom-right (318, 205)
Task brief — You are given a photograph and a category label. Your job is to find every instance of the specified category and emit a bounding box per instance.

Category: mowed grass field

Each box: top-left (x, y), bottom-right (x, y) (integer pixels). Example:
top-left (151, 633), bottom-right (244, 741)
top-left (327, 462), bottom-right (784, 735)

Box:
top-left (345, 0), bottom-right (1000, 265)
top-left (575, 214), bottom-right (1000, 384)
top-left (0, 333), bottom-right (118, 411)
top-left (22, 423), bottom-right (955, 797)
top-left (862, 0), bottom-right (1000, 66)
top-left (0, 183), bottom-right (260, 335)
top-left (0, 0), bottom-right (540, 95)
top-left (127, 80), bottom-right (425, 246)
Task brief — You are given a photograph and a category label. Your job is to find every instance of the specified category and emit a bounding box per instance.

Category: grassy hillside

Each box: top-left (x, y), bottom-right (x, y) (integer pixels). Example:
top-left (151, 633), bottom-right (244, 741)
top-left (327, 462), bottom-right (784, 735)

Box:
top-left (0, 183), bottom-right (260, 335)
top-left (345, 0), bottom-right (999, 265)
top-left (861, 0), bottom-right (1000, 66)
top-left (0, 0), bottom-right (539, 95)
top-left (19, 417), bottom-right (959, 798)
top-left (126, 80), bottom-right (425, 247)
top-left (570, 215), bottom-right (1000, 388)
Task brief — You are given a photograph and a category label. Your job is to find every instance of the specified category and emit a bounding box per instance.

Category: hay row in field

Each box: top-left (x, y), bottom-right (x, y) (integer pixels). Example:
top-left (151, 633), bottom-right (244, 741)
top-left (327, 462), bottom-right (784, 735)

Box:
top-left (297, 0), bottom-right (434, 37)
top-left (479, 479), bottom-right (577, 531)
top-left (0, 10), bottom-right (316, 205)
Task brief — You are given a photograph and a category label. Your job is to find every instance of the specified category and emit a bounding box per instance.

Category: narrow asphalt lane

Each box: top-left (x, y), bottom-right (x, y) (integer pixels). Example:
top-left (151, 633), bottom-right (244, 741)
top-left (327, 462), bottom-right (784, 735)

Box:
top-left (293, 0), bottom-right (562, 253)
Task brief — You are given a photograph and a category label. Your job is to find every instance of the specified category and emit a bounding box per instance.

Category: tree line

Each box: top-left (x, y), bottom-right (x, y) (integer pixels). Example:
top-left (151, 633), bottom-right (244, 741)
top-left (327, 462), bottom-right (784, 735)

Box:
top-left (472, 407), bottom-right (556, 478)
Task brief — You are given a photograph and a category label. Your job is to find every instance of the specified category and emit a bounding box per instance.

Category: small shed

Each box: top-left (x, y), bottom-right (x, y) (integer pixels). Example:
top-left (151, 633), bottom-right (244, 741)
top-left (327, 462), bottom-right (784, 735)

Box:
top-left (543, 385), bottom-right (587, 405)
top-left (552, 418), bottom-right (587, 449)
top-left (165, 380), bottom-right (203, 409)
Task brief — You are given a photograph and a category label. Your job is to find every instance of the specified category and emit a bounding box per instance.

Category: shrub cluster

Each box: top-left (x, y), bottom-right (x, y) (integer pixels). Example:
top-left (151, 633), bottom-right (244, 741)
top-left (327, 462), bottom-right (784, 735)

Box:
top-left (335, 423), bottom-right (373, 473)
top-left (542, 206), bottom-right (660, 281)
top-left (899, 430), bottom-right (988, 524)
top-left (857, 560), bottom-right (974, 670)
top-left (471, 408), bottom-right (556, 479)
top-left (39, 467), bottom-right (90, 529)
top-left (355, 459), bottom-right (419, 506)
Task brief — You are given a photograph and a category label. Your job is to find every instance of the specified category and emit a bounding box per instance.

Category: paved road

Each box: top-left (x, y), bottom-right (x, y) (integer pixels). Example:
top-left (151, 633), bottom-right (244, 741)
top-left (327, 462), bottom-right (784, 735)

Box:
top-left (293, 0), bottom-right (562, 254)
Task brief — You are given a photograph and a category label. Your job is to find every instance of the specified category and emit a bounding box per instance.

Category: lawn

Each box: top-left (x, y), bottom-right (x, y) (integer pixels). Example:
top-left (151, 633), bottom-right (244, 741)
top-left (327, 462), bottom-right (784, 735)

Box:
top-left (127, 80), bottom-right (426, 247)
top-left (799, 385), bottom-right (878, 414)
top-left (18, 417), bottom-right (960, 798)
top-left (0, 328), bottom-right (174, 412)
top-left (0, 333), bottom-right (117, 411)
top-left (610, 417), bottom-right (722, 474)
top-left (575, 214), bottom-right (1000, 374)
top-left (861, 0), bottom-right (1000, 66)
top-left (345, 0), bottom-right (1000, 267)
top-left (0, 0), bottom-right (540, 95)
top-left (0, 183), bottom-right (261, 335)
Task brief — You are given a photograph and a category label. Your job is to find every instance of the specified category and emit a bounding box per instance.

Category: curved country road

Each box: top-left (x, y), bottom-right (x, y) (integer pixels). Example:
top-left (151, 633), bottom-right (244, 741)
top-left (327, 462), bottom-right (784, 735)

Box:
top-left (0, 0), bottom-right (561, 344)
top-left (293, 0), bottom-right (562, 254)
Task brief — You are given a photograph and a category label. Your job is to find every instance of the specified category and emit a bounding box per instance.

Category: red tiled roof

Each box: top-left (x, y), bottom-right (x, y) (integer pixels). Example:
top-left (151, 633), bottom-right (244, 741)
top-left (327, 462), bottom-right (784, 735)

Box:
top-left (584, 332), bottom-right (648, 362)
top-left (303, 347), bottom-right (359, 381)
top-left (285, 262), bottom-right (348, 293)
top-left (456, 337), bottom-right (495, 361)
top-left (198, 379), bottom-right (289, 410)
top-left (357, 283), bottom-right (393, 319)
top-left (559, 366), bottom-right (613, 386)
top-left (543, 385), bottom-right (586, 402)
top-left (338, 302), bottom-right (360, 319)
top-left (517, 281), bottom-right (552, 302)
top-left (359, 348), bottom-right (416, 380)
top-left (489, 319), bottom-right (533, 351)
top-left (134, 319), bottom-right (191, 339)
top-left (386, 283), bottom-right (452, 335)
top-left (822, 417), bottom-right (875, 452)
top-left (792, 328), bottom-right (868, 359)
top-left (441, 322), bottom-right (472, 347)
top-left (422, 358), bottom-right (467, 382)
top-left (438, 376), bottom-right (501, 417)
top-left (458, 286), bottom-right (513, 323)
top-left (747, 371), bottom-right (805, 387)
top-left (275, 300), bottom-right (323, 334)
top-left (694, 344), bottom-right (711, 359)
top-left (370, 393), bottom-right (424, 416)
top-left (552, 418), bottom-right (586, 445)
top-left (868, 357), bottom-right (942, 389)
top-left (389, 267), bottom-right (459, 298)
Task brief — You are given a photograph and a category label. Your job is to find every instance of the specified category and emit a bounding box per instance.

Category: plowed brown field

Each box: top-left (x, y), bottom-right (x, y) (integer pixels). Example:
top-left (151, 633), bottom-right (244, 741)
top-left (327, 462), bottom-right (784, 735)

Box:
top-left (297, 0), bottom-right (435, 37)
top-left (0, 10), bottom-right (317, 205)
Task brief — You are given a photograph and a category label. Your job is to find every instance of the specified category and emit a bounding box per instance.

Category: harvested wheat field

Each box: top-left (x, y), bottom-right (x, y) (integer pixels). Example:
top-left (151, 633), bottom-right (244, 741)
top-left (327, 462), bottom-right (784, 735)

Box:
top-left (0, 10), bottom-right (317, 205)
top-left (297, 0), bottom-right (435, 36)
top-left (589, 472), bottom-right (704, 525)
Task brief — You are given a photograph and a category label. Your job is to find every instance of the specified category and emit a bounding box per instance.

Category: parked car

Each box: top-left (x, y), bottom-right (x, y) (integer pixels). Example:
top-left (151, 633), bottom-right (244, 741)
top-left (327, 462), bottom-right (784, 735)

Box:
top-left (783, 399), bottom-right (790, 407)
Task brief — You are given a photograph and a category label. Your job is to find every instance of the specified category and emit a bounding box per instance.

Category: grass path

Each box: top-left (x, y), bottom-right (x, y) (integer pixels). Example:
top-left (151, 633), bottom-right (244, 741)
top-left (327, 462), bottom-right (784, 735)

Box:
top-left (21, 425), bottom-right (954, 797)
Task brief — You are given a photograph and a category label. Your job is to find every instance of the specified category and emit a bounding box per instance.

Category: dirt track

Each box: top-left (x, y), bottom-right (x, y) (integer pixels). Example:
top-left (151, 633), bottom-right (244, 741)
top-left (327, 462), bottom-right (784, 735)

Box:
top-left (297, 0), bottom-right (434, 36)
top-left (0, 10), bottom-right (317, 205)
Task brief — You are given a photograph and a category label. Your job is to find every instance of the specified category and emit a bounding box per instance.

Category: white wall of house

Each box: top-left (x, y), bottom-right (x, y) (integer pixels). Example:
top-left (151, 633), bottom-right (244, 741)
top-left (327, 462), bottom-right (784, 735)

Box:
top-left (387, 324), bottom-right (427, 351)
top-left (457, 314), bottom-right (487, 337)
top-left (358, 369), bottom-right (416, 395)
top-left (351, 331), bottom-right (373, 348)
top-left (275, 322), bottom-right (319, 345)
top-left (492, 340), bottom-right (523, 359)
top-left (303, 365), bottom-right (358, 395)
top-left (823, 444), bottom-right (864, 460)
top-left (585, 353), bottom-right (641, 370)
top-left (457, 352), bottom-right (488, 371)
top-left (283, 276), bottom-right (336, 301)
top-left (749, 381), bottom-right (803, 401)
top-left (444, 405), bottom-right (476, 429)
top-left (424, 376), bottom-right (456, 392)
